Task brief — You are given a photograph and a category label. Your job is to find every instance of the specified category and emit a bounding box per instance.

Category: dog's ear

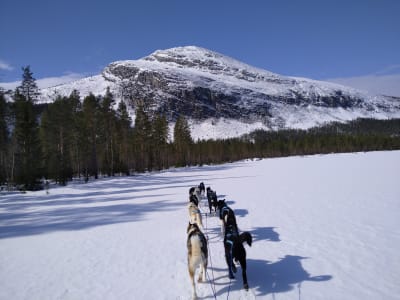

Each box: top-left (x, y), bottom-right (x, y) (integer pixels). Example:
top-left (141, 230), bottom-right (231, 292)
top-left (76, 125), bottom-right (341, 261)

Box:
top-left (187, 222), bottom-right (192, 233)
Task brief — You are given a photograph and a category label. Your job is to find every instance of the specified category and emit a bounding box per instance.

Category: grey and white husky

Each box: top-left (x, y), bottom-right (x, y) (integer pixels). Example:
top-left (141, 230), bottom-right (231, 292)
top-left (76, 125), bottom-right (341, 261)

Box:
top-left (187, 222), bottom-right (208, 299)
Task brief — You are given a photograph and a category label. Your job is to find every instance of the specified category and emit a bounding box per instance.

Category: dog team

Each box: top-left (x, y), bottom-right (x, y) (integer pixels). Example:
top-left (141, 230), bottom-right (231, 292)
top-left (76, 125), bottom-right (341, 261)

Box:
top-left (186, 182), bottom-right (253, 299)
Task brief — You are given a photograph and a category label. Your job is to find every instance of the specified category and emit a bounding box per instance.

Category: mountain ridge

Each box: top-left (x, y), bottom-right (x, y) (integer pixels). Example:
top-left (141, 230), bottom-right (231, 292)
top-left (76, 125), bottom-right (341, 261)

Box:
top-left (39, 46), bottom-right (400, 139)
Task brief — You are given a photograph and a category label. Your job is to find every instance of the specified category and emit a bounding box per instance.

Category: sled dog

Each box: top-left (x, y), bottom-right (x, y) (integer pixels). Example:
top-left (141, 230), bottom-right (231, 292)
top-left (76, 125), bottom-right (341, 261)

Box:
top-left (206, 187), bottom-right (218, 215)
top-left (217, 199), bottom-right (238, 234)
top-left (188, 200), bottom-right (204, 231)
top-left (223, 218), bottom-right (252, 291)
top-left (189, 182), bottom-right (205, 203)
top-left (187, 223), bottom-right (208, 299)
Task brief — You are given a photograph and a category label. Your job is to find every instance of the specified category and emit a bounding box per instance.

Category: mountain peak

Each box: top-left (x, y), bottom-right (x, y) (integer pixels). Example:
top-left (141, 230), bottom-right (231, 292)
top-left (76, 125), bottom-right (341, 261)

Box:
top-left (142, 45), bottom-right (238, 71)
top-left (146, 45), bottom-right (223, 61)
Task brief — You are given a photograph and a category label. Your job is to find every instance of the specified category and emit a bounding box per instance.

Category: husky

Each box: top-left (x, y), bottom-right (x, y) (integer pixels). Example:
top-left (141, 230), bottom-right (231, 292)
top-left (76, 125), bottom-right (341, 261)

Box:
top-left (187, 222), bottom-right (208, 300)
top-left (223, 219), bottom-right (252, 291)
top-left (206, 187), bottom-right (218, 215)
top-left (188, 199), bottom-right (204, 232)
top-left (190, 182), bottom-right (205, 204)
top-left (198, 182), bottom-right (205, 196)
top-left (217, 199), bottom-right (238, 235)
top-left (189, 193), bottom-right (199, 207)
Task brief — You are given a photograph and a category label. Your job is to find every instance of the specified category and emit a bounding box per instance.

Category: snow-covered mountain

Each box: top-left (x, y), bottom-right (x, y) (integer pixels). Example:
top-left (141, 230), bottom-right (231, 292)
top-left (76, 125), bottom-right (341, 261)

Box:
top-left (40, 46), bottom-right (400, 139)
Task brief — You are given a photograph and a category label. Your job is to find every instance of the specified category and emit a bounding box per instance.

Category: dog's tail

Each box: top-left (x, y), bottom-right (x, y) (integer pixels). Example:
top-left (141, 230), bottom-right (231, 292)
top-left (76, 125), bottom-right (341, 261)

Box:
top-left (240, 232), bottom-right (252, 247)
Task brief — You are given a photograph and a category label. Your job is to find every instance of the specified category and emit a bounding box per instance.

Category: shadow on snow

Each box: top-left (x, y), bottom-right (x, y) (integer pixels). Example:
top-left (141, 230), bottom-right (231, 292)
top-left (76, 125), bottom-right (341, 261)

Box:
top-left (252, 226), bottom-right (281, 242)
top-left (247, 256), bottom-right (332, 297)
top-left (213, 256), bottom-right (332, 298)
top-left (0, 162), bottom-right (249, 239)
top-left (0, 199), bottom-right (183, 239)
top-left (206, 225), bottom-right (330, 298)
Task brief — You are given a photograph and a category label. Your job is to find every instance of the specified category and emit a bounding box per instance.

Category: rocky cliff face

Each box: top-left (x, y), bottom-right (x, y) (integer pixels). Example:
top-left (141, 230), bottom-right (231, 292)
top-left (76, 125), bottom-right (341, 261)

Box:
top-left (41, 46), bottom-right (400, 135)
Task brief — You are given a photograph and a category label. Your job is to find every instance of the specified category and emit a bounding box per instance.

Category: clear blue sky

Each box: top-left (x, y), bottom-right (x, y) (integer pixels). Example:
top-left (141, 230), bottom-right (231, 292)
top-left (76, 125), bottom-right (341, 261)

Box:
top-left (1, 0), bottom-right (399, 95)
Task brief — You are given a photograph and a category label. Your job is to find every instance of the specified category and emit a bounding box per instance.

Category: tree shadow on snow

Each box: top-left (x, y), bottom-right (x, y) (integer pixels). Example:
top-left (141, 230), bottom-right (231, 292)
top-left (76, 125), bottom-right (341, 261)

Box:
top-left (0, 199), bottom-right (183, 239)
top-left (246, 256), bottom-right (332, 297)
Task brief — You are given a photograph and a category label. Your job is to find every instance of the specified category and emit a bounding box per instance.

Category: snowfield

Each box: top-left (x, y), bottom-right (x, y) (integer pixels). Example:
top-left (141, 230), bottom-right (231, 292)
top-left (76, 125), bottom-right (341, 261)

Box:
top-left (1, 151), bottom-right (399, 299)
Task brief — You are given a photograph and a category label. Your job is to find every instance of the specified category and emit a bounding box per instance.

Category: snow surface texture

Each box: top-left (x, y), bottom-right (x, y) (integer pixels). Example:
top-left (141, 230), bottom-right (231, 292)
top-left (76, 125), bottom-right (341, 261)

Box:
top-left (36, 46), bottom-right (400, 140)
top-left (1, 151), bottom-right (399, 299)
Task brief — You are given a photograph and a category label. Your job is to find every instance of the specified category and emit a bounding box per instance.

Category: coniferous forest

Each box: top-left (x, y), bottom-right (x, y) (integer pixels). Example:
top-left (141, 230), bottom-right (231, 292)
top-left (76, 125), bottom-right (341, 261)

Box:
top-left (1, 67), bottom-right (400, 190)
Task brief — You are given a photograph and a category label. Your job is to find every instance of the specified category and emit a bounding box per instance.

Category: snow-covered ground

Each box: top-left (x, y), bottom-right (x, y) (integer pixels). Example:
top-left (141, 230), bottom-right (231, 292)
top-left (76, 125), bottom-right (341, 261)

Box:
top-left (1, 151), bottom-right (399, 299)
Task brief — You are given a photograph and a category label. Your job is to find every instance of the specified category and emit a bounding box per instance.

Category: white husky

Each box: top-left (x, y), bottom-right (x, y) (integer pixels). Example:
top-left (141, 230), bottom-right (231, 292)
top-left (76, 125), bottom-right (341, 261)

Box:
top-left (187, 223), bottom-right (208, 300)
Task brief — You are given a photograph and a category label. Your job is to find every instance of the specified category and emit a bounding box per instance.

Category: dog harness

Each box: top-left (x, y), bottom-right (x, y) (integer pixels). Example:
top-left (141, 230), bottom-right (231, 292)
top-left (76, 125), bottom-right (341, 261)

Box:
top-left (220, 206), bottom-right (230, 220)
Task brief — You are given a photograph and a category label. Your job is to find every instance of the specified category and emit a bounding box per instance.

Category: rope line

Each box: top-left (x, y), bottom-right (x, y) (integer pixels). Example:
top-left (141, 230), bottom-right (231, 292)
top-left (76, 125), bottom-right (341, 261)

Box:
top-left (227, 277), bottom-right (232, 300)
top-left (193, 193), bottom-right (234, 300)
top-left (203, 205), bottom-right (218, 300)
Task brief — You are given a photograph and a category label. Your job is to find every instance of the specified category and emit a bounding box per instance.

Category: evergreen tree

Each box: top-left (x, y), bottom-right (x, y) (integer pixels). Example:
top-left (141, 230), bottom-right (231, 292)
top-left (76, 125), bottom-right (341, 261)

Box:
top-left (12, 91), bottom-right (42, 189)
top-left (81, 93), bottom-right (100, 180)
top-left (0, 91), bottom-right (8, 185)
top-left (152, 113), bottom-right (169, 170)
top-left (115, 101), bottom-right (132, 175)
top-left (173, 115), bottom-right (193, 166)
top-left (17, 66), bottom-right (40, 102)
top-left (98, 87), bottom-right (117, 176)
top-left (40, 96), bottom-right (74, 185)
top-left (67, 90), bottom-right (84, 178)
top-left (132, 100), bottom-right (151, 172)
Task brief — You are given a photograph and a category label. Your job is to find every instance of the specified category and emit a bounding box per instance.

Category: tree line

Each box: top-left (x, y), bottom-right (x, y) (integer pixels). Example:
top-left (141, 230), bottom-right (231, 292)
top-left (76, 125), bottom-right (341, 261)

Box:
top-left (0, 66), bottom-right (195, 189)
top-left (1, 66), bottom-right (399, 190)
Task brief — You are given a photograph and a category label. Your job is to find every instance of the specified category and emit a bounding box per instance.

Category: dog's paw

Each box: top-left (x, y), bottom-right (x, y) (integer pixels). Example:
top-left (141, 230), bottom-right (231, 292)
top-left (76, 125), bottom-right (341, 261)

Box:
top-left (243, 283), bottom-right (249, 291)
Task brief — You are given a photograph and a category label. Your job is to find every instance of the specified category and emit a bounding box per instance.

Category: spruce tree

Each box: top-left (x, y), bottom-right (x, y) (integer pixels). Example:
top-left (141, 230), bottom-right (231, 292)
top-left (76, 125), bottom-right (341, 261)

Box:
top-left (67, 90), bottom-right (84, 178)
top-left (12, 90), bottom-right (42, 189)
top-left (82, 93), bottom-right (100, 180)
top-left (0, 92), bottom-right (8, 185)
top-left (173, 115), bottom-right (193, 166)
top-left (40, 96), bottom-right (73, 185)
top-left (99, 87), bottom-right (117, 176)
top-left (152, 113), bottom-right (169, 170)
top-left (132, 100), bottom-right (151, 172)
top-left (115, 101), bottom-right (132, 175)
top-left (17, 66), bottom-right (40, 102)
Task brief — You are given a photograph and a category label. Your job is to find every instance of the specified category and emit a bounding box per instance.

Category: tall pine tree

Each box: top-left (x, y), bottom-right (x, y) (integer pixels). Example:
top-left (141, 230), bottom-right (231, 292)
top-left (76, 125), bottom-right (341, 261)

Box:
top-left (81, 93), bottom-right (100, 180)
top-left (132, 100), bottom-right (151, 172)
top-left (40, 95), bottom-right (74, 185)
top-left (115, 101), bottom-right (132, 175)
top-left (99, 87), bottom-right (117, 176)
top-left (152, 113), bottom-right (169, 170)
top-left (0, 91), bottom-right (8, 185)
top-left (17, 66), bottom-right (40, 103)
top-left (12, 90), bottom-right (42, 189)
top-left (173, 115), bottom-right (193, 167)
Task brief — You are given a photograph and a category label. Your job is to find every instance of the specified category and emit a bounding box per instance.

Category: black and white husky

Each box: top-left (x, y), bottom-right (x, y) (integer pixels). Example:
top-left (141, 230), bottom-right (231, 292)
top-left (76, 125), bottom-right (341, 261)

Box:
top-left (187, 223), bottom-right (208, 300)
top-left (188, 196), bottom-right (204, 231)
top-left (223, 219), bottom-right (252, 291)
top-left (217, 199), bottom-right (238, 235)
top-left (189, 182), bottom-right (205, 204)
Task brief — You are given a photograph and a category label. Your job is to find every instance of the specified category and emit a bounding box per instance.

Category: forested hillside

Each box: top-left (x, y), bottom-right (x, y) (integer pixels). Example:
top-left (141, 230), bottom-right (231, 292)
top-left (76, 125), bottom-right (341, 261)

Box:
top-left (1, 67), bottom-right (399, 190)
